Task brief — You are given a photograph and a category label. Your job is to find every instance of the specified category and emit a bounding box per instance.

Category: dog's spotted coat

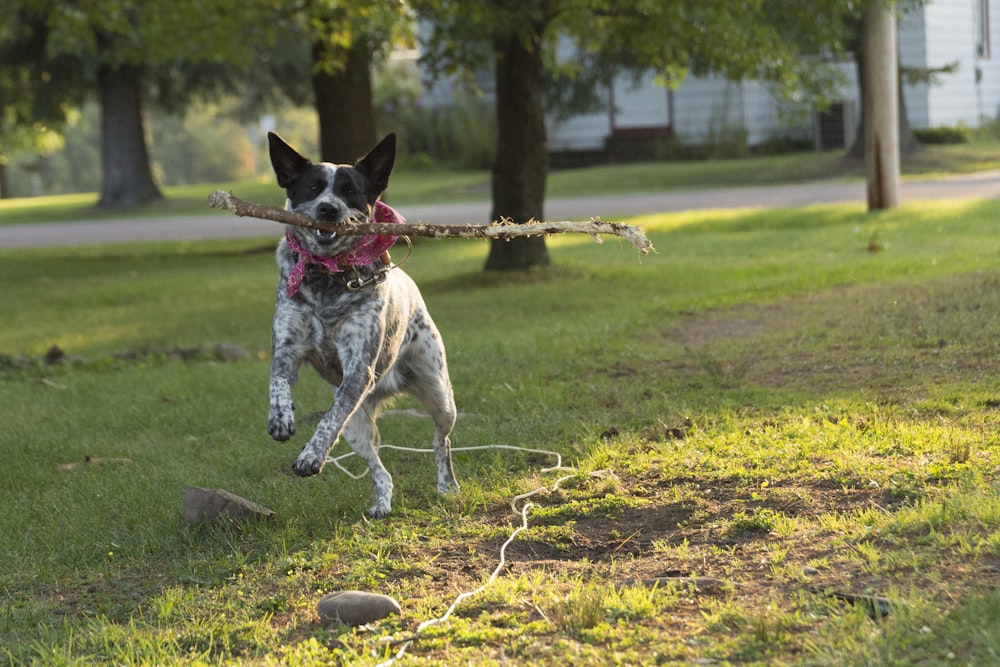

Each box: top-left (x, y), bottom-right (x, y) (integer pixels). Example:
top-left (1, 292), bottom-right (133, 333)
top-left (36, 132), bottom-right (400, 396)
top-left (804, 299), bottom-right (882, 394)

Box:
top-left (266, 132), bottom-right (458, 518)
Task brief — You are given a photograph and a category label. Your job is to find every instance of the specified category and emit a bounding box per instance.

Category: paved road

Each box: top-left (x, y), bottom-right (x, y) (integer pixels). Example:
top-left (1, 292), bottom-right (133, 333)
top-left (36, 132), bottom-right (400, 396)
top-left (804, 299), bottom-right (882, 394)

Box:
top-left (3, 171), bottom-right (1000, 249)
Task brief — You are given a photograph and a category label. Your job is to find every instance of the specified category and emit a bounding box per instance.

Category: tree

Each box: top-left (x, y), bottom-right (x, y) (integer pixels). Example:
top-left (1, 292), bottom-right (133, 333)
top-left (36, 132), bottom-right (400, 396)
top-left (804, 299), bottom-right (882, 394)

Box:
top-left (308, 3), bottom-right (409, 163)
top-left (3, 0), bottom-right (276, 208)
top-left (313, 37), bottom-right (379, 164)
top-left (3, 0), bottom-right (409, 202)
top-left (845, 0), bottom-right (930, 159)
top-left (416, 0), bottom-right (865, 271)
top-left (95, 56), bottom-right (162, 208)
top-left (487, 7), bottom-right (551, 270)
top-left (0, 9), bottom-right (86, 198)
top-left (861, 0), bottom-right (900, 210)
top-left (212, 2), bottom-right (408, 166)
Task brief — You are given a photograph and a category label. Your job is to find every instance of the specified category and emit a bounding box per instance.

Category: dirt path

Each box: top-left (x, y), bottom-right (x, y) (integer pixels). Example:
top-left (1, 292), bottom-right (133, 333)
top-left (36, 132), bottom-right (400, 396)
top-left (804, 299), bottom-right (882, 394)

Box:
top-left (3, 171), bottom-right (1000, 249)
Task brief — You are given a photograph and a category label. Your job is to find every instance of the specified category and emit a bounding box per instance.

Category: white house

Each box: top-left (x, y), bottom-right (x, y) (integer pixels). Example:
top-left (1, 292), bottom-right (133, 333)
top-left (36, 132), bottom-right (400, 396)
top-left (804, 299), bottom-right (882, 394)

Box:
top-left (898, 0), bottom-right (1000, 128)
top-left (542, 0), bottom-right (1000, 157)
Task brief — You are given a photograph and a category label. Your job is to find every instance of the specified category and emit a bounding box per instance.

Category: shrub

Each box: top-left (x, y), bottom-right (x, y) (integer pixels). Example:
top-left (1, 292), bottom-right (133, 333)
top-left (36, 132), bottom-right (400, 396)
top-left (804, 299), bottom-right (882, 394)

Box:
top-left (913, 126), bottom-right (969, 144)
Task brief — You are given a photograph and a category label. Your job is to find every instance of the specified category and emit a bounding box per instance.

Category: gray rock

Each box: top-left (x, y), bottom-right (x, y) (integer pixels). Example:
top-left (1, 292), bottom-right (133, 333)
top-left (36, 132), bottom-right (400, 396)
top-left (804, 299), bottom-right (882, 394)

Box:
top-left (212, 343), bottom-right (250, 362)
top-left (181, 486), bottom-right (275, 526)
top-left (626, 576), bottom-right (731, 592)
top-left (317, 591), bottom-right (402, 626)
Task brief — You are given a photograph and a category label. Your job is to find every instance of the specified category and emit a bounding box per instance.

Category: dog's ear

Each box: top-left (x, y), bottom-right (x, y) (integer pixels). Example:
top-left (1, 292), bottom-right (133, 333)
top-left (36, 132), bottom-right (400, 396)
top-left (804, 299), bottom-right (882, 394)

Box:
top-left (355, 133), bottom-right (396, 195)
top-left (268, 132), bottom-right (312, 189)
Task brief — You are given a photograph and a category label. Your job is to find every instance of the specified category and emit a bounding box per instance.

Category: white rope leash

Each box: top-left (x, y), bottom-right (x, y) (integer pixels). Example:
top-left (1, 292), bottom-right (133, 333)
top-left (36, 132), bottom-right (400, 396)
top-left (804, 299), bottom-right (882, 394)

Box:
top-left (327, 443), bottom-right (571, 480)
top-left (325, 443), bottom-right (612, 665)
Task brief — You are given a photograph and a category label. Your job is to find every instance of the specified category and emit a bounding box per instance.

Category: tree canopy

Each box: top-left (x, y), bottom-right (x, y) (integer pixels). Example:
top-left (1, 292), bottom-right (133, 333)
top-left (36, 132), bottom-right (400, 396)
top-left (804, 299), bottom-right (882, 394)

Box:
top-left (1, 0), bottom-right (288, 206)
top-left (0, 0), bottom-right (415, 203)
top-left (0, 8), bottom-right (87, 196)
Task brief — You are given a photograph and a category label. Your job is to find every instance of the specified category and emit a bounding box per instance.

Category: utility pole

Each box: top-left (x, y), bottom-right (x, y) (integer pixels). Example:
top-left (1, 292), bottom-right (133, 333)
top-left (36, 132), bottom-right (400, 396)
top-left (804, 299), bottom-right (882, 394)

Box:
top-left (862, 0), bottom-right (900, 210)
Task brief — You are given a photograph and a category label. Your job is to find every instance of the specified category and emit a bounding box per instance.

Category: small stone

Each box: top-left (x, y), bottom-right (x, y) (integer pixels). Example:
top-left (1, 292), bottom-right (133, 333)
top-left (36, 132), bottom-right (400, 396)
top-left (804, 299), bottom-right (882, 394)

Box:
top-left (181, 486), bottom-right (275, 526)
top-left (44, 345), bottom-right (65, 365)
top-left (212, 343), bottom-right (250, 362)
top-left (626, 576), bottom-right (731, 592)
top-left (317, 591), bottom-right (402, 626)
top-left (801, 566), bottom-right (820, 576)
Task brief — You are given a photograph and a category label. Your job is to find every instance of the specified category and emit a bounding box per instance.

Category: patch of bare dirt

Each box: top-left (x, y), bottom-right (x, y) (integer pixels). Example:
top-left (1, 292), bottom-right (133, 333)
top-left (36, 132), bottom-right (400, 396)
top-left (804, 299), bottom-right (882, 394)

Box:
top-left (398, 466), bottom-right (1000, 653)
top-left (654, 271), bottom-right (1000, 397)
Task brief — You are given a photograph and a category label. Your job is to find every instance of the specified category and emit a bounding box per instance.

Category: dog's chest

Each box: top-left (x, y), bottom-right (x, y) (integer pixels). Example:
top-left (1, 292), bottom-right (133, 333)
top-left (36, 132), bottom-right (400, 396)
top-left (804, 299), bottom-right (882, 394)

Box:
top-left (274, 244), bottom-right (419, 358)
top-left (297, 270), bottom-right (363, 312)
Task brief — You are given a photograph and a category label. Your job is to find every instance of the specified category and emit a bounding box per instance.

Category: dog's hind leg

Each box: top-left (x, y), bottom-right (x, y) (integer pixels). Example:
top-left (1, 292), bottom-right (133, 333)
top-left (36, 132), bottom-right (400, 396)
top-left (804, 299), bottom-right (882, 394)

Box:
top-left (342, 400), bottom-right (394, 518)
top-left (410, 367), bottom-right (459, 496)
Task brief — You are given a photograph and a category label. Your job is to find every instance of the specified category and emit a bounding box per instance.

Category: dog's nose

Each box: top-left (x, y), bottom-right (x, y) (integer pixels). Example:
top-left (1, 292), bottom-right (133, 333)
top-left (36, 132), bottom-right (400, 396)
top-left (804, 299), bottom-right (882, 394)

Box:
top-left (316, 202), bottom-right (341, 221)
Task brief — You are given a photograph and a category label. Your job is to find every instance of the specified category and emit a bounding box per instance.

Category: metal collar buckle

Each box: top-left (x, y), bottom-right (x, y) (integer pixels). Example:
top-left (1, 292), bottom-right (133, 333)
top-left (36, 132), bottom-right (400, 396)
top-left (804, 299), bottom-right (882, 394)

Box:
top-left (346, 267), bottom-right (390, 292)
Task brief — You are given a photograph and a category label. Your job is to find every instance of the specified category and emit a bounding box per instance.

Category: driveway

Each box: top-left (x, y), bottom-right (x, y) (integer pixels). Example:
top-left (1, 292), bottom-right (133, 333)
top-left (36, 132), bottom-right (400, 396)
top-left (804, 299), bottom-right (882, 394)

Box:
top-left (3, 172), bottom-right (1000, 249)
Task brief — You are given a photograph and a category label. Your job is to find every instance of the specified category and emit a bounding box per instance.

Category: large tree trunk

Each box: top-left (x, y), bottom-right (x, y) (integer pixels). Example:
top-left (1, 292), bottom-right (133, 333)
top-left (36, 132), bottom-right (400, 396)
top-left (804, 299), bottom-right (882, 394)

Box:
top-left (846, 17), bottom-right (920, 159)
top-left (313, 39), bottom-right (377, 164)
top-left (862, 0), bottom-right (900, 210)
top-left (0, 162), bottom-right (9, 199)
top-left (96, 62), bottom-right (162, 209)
top-left (484, 30), bottom-right (551, 271)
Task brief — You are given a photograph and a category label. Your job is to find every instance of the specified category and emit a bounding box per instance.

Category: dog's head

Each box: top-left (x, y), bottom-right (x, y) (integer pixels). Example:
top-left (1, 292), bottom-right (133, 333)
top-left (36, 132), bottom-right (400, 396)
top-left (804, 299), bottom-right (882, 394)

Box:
top-left (268, 132), bottom-right (396, 257)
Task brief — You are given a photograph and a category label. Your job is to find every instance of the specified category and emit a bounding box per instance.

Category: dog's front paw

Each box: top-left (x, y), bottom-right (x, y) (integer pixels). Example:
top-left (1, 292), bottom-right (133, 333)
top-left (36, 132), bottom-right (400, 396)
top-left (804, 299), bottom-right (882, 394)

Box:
top-left (438, 479), bottom-right (460, 496)
top-left (268, 402), bottom-right (296, 441)
top-left (292, 447), bottom-right (326, 477)
top-left (367, 500), bottom-right (392, 519)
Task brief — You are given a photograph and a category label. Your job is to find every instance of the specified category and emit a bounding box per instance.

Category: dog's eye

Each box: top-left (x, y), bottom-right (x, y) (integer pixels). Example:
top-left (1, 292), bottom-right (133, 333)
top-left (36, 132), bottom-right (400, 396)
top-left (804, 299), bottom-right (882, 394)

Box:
top-left (342, 183), bottom-right (356, 195)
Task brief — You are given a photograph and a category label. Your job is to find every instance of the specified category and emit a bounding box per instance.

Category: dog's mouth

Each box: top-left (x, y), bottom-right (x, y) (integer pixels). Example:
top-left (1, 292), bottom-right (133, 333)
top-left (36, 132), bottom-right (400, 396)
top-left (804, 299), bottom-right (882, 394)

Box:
top-left (312, 210), bottom-right (367, 243)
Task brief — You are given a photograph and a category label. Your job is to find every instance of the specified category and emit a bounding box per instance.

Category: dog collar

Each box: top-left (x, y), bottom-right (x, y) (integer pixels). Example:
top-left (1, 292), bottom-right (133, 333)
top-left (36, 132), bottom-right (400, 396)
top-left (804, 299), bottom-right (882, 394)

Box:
top-left (284, 201), bottom-right (403, 297)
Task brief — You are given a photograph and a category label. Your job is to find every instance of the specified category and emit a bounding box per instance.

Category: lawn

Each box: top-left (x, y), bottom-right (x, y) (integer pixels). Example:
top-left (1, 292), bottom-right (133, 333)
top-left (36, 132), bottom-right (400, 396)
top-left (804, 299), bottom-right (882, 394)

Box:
top-left (2, 194), bottom-right (1000, 665)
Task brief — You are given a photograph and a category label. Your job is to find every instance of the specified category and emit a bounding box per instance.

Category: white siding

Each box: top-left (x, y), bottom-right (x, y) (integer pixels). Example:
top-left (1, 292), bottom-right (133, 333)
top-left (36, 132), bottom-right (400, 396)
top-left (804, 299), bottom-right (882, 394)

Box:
top-left (743, 83), bottom-right (812, 144)
top-left (610, 72), bottom-right (671, 129)
top-left (548, 107), bottom-right (609, 152)
top-left (547, 70), bottom-right (672, 152)
top-left (672, 76), bottom-right (811, 146)
top-left (672, 76), bottom-right (744, 144)
top-left (978, 0), bottom-right (1000, 120)
top-left (899, 8), bottom-right (931, 128)
top-left (924, 0), bottom-right (983, 125)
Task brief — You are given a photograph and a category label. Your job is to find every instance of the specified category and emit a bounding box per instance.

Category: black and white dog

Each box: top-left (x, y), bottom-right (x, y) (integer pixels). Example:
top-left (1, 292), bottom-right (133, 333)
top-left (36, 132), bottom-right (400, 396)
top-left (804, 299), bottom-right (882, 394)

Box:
top-left (266, 131), bottom-right (459, 518)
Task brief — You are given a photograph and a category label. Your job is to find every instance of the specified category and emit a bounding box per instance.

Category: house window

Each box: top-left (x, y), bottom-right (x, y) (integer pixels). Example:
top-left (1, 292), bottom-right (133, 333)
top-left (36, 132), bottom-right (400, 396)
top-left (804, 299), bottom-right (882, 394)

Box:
top-left (977, 0), bottom-right (991, 59)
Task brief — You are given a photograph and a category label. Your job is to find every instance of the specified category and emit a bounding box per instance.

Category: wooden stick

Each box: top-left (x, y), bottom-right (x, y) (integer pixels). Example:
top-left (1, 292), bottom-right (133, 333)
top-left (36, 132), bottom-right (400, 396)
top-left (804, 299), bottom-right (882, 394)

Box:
top-left (207, 189), bottom-right (654, 253)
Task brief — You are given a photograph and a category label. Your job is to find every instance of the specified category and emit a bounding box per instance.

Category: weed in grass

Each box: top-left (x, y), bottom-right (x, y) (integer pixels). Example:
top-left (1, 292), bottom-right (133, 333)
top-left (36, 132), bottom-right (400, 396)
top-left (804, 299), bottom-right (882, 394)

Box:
top-left (723, 507), bottom-right (787, 538)
top-left (537, 580), bottom-right (608, 636)
top-left (652, 536), bottom-right (694, 561)
top-left (946, 434), bottom-right (974, 464)
top-left (686, 346), bottom-right (752, 385)
top-left (605, 581), bottom-right (681, 622)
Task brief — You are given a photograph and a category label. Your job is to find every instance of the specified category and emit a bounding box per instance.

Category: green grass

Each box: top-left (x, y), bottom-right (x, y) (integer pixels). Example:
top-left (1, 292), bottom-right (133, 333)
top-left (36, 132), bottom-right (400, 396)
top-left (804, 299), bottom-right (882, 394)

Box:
top-left (3, 197), bottom-right (1000, 665)
top-left (4, 141), bottom-right (1000, 225)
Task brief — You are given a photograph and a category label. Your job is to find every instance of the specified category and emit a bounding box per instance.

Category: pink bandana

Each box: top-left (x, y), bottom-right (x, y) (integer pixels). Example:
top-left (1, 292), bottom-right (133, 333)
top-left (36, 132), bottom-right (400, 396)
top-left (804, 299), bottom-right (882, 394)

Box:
top-left (284, 200), bottom-right (404, 297)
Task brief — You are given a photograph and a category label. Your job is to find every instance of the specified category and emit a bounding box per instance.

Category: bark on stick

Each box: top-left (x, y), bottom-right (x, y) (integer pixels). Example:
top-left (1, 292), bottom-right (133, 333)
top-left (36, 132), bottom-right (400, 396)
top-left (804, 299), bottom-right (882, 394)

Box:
top-left (207, 190), bottom-right (653, 254)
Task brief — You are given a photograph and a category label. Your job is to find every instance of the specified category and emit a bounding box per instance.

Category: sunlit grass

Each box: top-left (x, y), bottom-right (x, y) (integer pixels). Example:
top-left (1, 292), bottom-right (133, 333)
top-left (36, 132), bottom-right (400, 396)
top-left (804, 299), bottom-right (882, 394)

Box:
top-left (2, 195), bottom-right (1000, 664)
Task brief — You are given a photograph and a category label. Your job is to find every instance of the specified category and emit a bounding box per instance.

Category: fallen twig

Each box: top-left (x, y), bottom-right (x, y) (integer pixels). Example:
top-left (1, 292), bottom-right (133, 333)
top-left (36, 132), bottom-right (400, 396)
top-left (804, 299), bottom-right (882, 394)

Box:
top-left (207, 189), bottom-right (653, 253)
top-left (56, 456), bottom-right (133, 471)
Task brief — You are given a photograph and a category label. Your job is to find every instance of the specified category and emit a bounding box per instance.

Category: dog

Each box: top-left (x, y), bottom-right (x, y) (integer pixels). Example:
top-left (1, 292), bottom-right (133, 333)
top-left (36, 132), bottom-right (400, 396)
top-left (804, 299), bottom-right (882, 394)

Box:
top-left (265, 131), bottom-right (459, 518)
